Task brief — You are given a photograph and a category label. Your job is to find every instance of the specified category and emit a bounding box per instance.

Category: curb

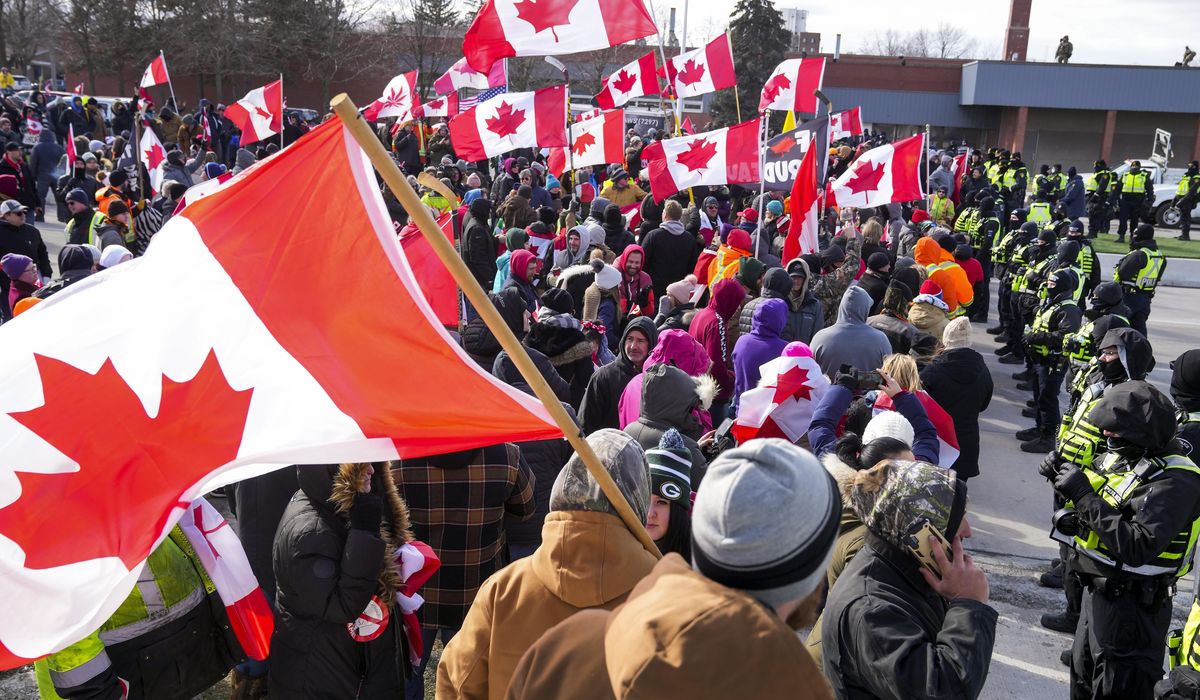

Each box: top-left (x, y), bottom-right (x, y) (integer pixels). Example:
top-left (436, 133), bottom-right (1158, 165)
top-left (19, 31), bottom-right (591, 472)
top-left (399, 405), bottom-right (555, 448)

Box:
top-left (1097, 252), bottom-right (1200, 288)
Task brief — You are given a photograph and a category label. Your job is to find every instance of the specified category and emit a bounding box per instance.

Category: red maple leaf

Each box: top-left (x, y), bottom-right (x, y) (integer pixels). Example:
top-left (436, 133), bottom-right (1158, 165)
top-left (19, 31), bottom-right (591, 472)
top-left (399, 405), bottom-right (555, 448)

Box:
top-left (771, 365), bottom-right (813, 405)
top-left (572, 132), bottom-right (597, 156)
top-left (611, 69), bottom-right (637, 94)
top-left (514, 0), bottom-right (580, 42)
top-left (254, 105), bottom-right (272, 121)
top-left (427, 98), bottom-right (444, 111)
top-left (0, 351), bottom-right (253, 570)
top-left (675, 138), bottom-right (718, 173)
top-left (769, 135), bottom-right (797, 155)
top-left (485, 101), bottom-right (527, 139)
top-left (846, 159), bottom-right (887, 195)
top-left (761, 73), bottom-right (791, 105)
top-left (143, 142), bottom-right (166, 171)
top-left (677, 58), bottom-right (707, 87)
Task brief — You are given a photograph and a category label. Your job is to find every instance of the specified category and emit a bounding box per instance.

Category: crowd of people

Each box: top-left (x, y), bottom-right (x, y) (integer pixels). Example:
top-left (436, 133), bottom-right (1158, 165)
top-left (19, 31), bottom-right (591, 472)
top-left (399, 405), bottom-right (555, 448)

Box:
top-left (10, 86), bottom-right (1200, 700)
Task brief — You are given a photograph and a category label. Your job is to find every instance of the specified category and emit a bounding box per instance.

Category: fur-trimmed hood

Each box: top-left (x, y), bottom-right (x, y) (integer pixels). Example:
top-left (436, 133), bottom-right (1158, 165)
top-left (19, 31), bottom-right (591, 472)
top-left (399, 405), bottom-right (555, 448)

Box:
top-left (820, 452), bottom-right (860, 502)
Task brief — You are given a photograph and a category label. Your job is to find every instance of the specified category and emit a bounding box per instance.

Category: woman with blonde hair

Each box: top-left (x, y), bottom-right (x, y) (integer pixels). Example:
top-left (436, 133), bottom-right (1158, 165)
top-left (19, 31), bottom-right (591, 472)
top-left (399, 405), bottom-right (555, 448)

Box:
top-left (876, 353), bottom-right (958, 467)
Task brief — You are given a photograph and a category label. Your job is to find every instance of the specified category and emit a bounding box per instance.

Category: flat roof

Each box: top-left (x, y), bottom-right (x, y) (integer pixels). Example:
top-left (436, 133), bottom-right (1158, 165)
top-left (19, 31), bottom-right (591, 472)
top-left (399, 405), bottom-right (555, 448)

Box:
top-left (960, 60), bottom-right (1200, 113)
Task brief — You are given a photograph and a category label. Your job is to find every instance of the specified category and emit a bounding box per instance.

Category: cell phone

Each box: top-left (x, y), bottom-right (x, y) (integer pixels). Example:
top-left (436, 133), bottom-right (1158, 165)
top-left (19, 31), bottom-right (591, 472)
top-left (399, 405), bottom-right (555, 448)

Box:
top-left (851, 369), bottom-right (883, 391)
top-left (904, 519), bottom-right (954, 577)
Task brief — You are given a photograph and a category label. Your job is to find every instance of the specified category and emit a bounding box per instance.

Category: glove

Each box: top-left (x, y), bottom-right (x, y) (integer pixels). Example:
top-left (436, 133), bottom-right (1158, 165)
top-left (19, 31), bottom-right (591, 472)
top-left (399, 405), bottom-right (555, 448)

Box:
top-left (1061, 336), bottom-right (1081, 354)
top-left (1054, 466), bottom-right (1093, 503)
top-left (1022, 332), bottom-right (1046, 348)
top-left (1038, 452), bottom-right (1062, 480)
top-left (348, 491), bottom-right (383, 531)
top-left (834, 367), bottom-right (858, 391)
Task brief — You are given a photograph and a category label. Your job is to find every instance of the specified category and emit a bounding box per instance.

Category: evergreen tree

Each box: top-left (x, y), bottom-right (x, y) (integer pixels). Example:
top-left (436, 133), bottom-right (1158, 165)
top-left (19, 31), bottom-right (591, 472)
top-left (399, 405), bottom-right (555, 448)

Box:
top-left (413, 0), bottom-right (460, 27)
top-left (708, 0), bottom-right (789, 128)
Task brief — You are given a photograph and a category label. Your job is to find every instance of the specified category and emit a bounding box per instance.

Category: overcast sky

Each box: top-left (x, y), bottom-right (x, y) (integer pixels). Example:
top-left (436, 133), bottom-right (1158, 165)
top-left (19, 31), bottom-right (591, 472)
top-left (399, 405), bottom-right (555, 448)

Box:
top-left (661, 0), bottom-right (1200, 66)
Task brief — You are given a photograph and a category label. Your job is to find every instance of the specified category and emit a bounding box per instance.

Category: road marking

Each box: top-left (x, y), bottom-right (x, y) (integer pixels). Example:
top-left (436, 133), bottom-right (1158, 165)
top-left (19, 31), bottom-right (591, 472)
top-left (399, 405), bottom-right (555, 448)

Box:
top-left (998, 614), bottom-right (1072, 641)
top-left (991, 652), bottom-right (1070, 684)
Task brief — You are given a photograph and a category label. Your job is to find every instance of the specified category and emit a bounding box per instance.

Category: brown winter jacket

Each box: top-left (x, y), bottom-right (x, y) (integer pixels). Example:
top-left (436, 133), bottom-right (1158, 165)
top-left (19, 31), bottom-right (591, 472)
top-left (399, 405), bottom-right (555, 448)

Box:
top-left (435, 510), bottom-right (657, 700)
top-left (908, 299), bottom-right (950, 341)
top-left (505, 554), bottom-right (833, 700)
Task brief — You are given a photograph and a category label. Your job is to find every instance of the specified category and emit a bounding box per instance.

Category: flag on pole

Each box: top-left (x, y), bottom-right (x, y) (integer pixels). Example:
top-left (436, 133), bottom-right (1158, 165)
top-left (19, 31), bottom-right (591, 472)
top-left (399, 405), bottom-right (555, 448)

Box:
top-left (198, 111), bottom-right (212, 146)
top-left (827, 134), bottom-right (926, 209)
top-left (680, 116), bottom-right (695, 135)
top-left (414, 94), bottom-right (459, 120)
top-left (463, 0), bottom-right (657, 72)
top-left (65, 124), bottom-right (76, 167)
top-left (731, 354), bottom-right (829, 443)
top-left (448, 85), bottom-right (567, 161)
top-left (758, 57), bottom-right (826, 114)
top-left (829, 107), bottom-right (864, 140)
top-left (459, 85), bottom-right (508, 111)
top-left (595, 50), bottom-right (658, 110)
top-left (784, 134), bottom-right (821, 261)
top-left (139, 126), bottom-right (167, 195)
top-left (433, 57), bottom-right (506, 95)
top-left (363, 72), bottom-right (419, 123)
top-left (950, 152), bottom-right (968, 205)
top-left (0, 115), bottom-right (561, 670)
top-left (546, 109), bottom-right (626, 177)
top-left (642, 119), bottom-right (760, 201)
top-left (225, 80), bottom-right (284, 146)
top-left (139, 53), bottom-right (170, 89)
top-left (663, 33), bottom-right (737, 99)
top-left (72, 83), bottom-right (83, 95)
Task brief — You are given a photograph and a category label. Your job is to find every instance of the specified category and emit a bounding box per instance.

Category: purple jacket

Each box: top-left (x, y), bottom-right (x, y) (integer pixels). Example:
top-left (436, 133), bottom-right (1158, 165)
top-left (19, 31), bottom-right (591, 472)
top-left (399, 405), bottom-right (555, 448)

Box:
top-left (731, 298), bottom-right (789, 410)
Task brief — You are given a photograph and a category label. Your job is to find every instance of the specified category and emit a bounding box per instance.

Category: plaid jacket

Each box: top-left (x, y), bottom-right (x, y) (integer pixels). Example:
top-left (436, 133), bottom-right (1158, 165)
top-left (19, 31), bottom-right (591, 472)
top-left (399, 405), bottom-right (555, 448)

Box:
top-left (393, 444), bottom-right (535, 629)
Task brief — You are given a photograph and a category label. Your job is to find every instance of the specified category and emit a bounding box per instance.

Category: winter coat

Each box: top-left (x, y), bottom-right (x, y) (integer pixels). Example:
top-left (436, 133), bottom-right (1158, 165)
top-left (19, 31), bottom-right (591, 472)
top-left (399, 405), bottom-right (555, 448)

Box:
top-left (601, 205), bottom-right (635, 256)
top-left (270, 463), bottom-right (413, 699)
top-left (640, 219), bottom-right (700, 300)
top-left (578, 317), bottom-right (658, 434)
top-left (598, 181), bottom-right (648, 209)
top-left (461, 287), bottom-right (530, 371)
top-left (624, 363), bottom-right (712, 484)
top-left (913, 238), bottom-right (973, 314)
top-left (867, 312), bottom-right (939, 358)
top-left (737, 266), bottom-right (790, 337)
top-left (230, 466), bottom-right (299, 609)
top-left (857, 271), bottom-right (890, 316)
top-left (522, 317), bottom-right (595, 409)
top-left (504, 554), bottom-right (834, 700)
top-left (821, 532), bottom-right (998, 700)
top-left (392, 129), bottom-right (420, 174)
top-left (436, 510), bottom-right (657, 700)
top-left (908, 299), bottom-right (950, 341)
top-left (688, 278), bottom-right (747, 402)
top-left (1062, 174), bottom-right (1086, 219)
top-left (0, 219), bottom-right (52, 314)
top-left (461, 200), bottom-right (497, 292)
top-left (0, 154), bottom-right (39, 209)
top-left (731, 298), bottom-right (789, 409)
top-left (920, 348), bottom-right (993, 478)
top-left (497, 193), bottom-right (536, 231)
top-left (28, 130), bottom-right (64, 183)
top-left (618, 329), bottom-right (713, 430)
top-left (810, 286), bottom-right (893, 379)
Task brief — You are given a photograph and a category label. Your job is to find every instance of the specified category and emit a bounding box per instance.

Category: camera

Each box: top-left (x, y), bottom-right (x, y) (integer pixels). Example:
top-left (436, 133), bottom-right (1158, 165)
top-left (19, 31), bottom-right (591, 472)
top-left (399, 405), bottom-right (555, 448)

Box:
top-left (1051, 507), bottom-right (1083, 539)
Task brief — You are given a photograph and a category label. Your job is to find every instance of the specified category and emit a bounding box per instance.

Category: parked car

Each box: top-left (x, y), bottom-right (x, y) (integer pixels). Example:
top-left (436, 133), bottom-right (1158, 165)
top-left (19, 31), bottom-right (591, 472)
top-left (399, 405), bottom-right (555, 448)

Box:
top-left (284, 107), bottom-right (320, 125)
top-left (1078, 159), bottom-right (1197, 228)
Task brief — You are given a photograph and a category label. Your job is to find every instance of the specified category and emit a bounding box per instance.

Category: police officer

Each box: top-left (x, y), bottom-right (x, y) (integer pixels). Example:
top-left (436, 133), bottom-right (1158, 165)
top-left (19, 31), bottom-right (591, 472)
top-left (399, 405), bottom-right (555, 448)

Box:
top-left (1051, 164), bottom-right (1068, 202)
top-left (1063, 282), bottom-right (1130, 402)
top-left (1004, 152), bottom-right (1031, 210)
top-left (989, 209), bottom-right (1029, 336)
top-left (1174, 160), bottom-right (1200, 241)
top-left (1049, 381), bottom-right (1200, 700)
top-left (997, 223), bottom-right (1052, 365)
top-left (1114, 223), bottom-right (1167, 338)
top-left (1036, 164), bottom-right (1054, 201)
top-left (1114, 160), bottom-right (1155, 243)
top-left (1066, 219), bottom-right (1100, 303)
top-left (1018, 268), bottom-right (1083, 453)
top-left (1029, 195), bottom-right (1053, 227)
top-left (1086, 160), bottom-right (1115, 237)
top-left (969, 195), bottom-right (1002, 323)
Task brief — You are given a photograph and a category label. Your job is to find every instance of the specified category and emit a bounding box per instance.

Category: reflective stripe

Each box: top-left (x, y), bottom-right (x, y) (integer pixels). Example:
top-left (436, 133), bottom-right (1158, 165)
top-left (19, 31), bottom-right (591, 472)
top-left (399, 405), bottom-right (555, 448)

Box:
top-left (48, 648), bottom-right (112, 689)
top-left (136, 567), bottom-right (166, 616)
top-left (99, 585), bottom-right (204, 645)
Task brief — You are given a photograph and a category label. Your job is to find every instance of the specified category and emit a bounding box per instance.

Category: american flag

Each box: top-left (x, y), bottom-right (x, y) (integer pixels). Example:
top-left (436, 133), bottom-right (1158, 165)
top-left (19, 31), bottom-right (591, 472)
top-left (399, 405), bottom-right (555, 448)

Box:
top-left (460, 85), bottom-right (507, 110)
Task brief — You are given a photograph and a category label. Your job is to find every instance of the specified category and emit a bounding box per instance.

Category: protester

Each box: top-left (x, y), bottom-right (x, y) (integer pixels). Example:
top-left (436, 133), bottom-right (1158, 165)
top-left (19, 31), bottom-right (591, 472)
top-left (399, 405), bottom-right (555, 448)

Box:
top-left (688, 277), bottom-right (747, 423)
top-left (601, 203), bottom-right (634, 255)
top-left (491, 228), bottom-right (528, 293)
top-left (731, 297), bottom-right (789, 410)
top-left (784, 258), bottom-right (826, 343)
top-left (811, 286), bottom-right (892, 380)
top-left (578, 316), bottom-right (658, 434)
top-left (614, 243), bottom-right (655, 319)
top-left (910, 278), bottom-right (952, 341)
top-left (920, 317), bottom-right (993, 479)
top-left (858, 252), bottom-right (892, 315)
top-left (653, 274), bottom-right (701, 331)
top-left (640, 199), bottom-right (701, 300)
top-left (914, 236), bottom-right (973, 317)
top-left (0, 199), bottom-right (51, 319)
top-left (644, 429), bottom-right (694, 562)
top-left (624, 363), bottom-right (711, 482)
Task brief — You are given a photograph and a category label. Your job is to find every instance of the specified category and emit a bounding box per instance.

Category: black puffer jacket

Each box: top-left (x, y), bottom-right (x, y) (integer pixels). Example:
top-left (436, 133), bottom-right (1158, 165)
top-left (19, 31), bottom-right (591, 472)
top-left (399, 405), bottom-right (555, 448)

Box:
top-left (602, 204), bottom-right (635, 256)
top-left (578, 317), bottom-right (658, 434)
top-left (270, 463), bottom-right (412, 699)
top-left (737, 267), bottom-right (791, 338)
top-left (920, 348), bottom-right (993, 478)
top-left (461, 198), bottom-right (495, 293)
top-left (623, 363), bottom-right (710, 485)
top-left (522, 317), bottom-right (595, 409)
top-left (462, 287), bottom-right (527, 370)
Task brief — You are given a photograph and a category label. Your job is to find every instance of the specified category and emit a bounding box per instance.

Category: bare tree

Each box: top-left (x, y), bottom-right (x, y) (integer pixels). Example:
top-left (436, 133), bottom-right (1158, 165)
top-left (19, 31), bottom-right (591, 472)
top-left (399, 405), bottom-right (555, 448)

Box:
top-left (297, 0), bottom-right (383, 106)
top-left (4, 0), bottom-right (62, 73)
top-left (859, 29), bottom-right (908, 56)
top-left (931, 22), bottom-right (977, 59)
top-left (858, 25), bottom-right (980, 59)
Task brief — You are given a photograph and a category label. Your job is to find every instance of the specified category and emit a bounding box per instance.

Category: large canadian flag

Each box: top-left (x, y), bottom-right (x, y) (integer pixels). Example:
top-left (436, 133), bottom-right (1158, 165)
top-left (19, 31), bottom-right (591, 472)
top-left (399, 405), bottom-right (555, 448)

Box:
top-left (642, 119), bottom-right (760, 201)
top-left (758, 57), bottom-right (825, 114)
top-left (828, 133), bottom-right (926, 209)
top-left (433, 57), bottom-right (507, 95)
top-left (448, 85), bottom-right (567, 161)
top-left (225, 79), bottom-right (284, 146)
top-left (415, 93), bottom-right (458, 119)
top-left (546, 109), bottom-right (625, 177)
top-left (596, 51), bottom-right (658, 110)
top-left (363, 71), bottom-right (419, 122)
top-left (0, 117), bottom-right (560, 669)
top-left (138, 126), bottom-right (167, 195)
top-left (874, 391), bottom-right (960, 468)
top-left (829, 107), bottom-right (864, 140)
top-left (139, 53), bottom-right (170, 89)
top-left (664, 33), bottom-right (736, 99)
top-left (731, 354), bottom-right (830, 444)
top-left (784, 135), bottom-right (821, 261)
top-left (463, 0), bottom-right (656, 72)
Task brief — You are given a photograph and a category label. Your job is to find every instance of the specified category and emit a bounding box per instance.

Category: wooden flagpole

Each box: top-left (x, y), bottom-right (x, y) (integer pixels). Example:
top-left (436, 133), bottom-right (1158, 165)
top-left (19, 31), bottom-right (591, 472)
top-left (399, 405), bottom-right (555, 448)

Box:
top-left (329, 93), bottom-right (662, 560)
top-left (162, 50), bottom-right (178, 112)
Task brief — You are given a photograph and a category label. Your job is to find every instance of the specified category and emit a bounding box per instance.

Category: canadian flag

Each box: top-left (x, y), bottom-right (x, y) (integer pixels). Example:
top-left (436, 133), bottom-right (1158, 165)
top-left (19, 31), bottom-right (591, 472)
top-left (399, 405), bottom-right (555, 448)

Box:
top-left (546, 108), bottom-right (625, 178)
top-left (758, 57), bottom-right (825, 114)
top-left (415, 94), bottom-right (458, 119)
top-left (642, 118), bottom-right (760, 201)
top-left (433, 57), bottom-right (506, 95)
top-left (448, 85), bottom-right (567, 162)
top-left (950, 152), bottom-right (968, 205)
top-left (829, 107), bottom-right (864, 140)
top-left (139, 126), bottom-right (167, 195)
top-left (828, 133), bottom-right (925, 209)
top-left (72, 83), bottom-right (83, 95)
top-left (873, 391), bottom-right (960, 468)
top-left (363, 71), bottom-right (418, 123)
top-left (596, 51), bottom-right (657, 110)
top-left (0, 116), bottom-right (560, 669)
top-left (463, 0), bottom-right (656, 72)
top-left (139, 53), bottom-right (170, 89)
top-left (664, 33), bottom-right (737, 99)
top-left (784, 135), bottom-right (821, 261)
top-left (225, 79), bottom-right (284, 146)
top-left (731, 354), bottom-right (830, 443)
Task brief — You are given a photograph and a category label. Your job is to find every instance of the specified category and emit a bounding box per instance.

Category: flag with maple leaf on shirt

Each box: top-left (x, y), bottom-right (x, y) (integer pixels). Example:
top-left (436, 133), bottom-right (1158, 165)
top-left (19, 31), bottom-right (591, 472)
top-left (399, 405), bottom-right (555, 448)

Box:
top-left (433, 56), bottom-right (506, 95)
top-left (595, 50), bottom-right (658, 110)
top-left (662, 33), bottom-right (736, 99)
top-left (139, 125), bottom-right (167, 195)
top-left (641, 118), bottom-right (760, 201)
top-left (463, 0), bottom-right (657, 72)
top-left (545, 108), bottom-right (625, 177)
top-left (362, 71), bottom-right (419, 123)
top-left (448, 84), bottom-right (567, 161)
top-left (225, 79), bottom-right (283, 145)
top-left (415, 94), bottom-right (458, 119)
top-left (732, 354), bottom-right (830, 443)
top-left (758, 57), bottom-right (826, 114)
top-left (0, 115), bottom-right (561, 670)
top-left (828, 133), bottom-right (925, 209)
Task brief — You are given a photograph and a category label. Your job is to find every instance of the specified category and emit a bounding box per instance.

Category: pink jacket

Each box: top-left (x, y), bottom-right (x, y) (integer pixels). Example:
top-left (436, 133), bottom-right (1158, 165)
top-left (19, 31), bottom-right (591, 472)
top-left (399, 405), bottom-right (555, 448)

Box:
top-left (618, 329), bottom-right (714, 430)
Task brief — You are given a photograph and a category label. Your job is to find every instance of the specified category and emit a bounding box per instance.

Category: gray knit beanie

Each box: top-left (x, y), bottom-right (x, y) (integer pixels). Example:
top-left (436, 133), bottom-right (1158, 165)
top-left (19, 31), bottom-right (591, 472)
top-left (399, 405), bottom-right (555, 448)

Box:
top-left (691, 438), bottom-right (841, 610)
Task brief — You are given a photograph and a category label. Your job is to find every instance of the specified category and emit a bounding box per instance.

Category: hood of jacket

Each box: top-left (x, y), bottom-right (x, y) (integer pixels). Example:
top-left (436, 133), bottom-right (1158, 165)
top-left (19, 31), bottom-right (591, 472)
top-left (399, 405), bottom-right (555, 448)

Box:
top-left (785, 257), bottom-right (812, 302)
top-left (620, 316), bottom-right (659, 364)
top-left (1099, 326), bottom-right (1156, 382)
top-left (1088, 380), bottom-right (1178, 451)
top-left (1171, 349), bottom-right (1200, 410)
top-left (848, 459), bottom-right (965, 552)
top-left (660, 219), bottom-right (686, 236)
top-left (836, 286), bottom-right (872, 326)
top-left (615, 243), bottom-right (645, 280)
top-left (710, 277), bottom-right (748, 322)
top-left (235, 148), bottom-right (256, 170)
top-left (646, 328), bottom-right (711, 376)
top-left (38, 129), bottom-right (55, 144)
top-left (751, 297), bottom-right (788, 338)
top-left (913, 237), bottom-right (950, 266)
top-left (530, 510), bottom-right (659, 608)
top-left (510, 249), bottom-right (536, 283)
top-left (759, 267), bottom-right (791, 300)
top-left (525, 321), bottom-right (592, 366)
top-left (640, 363), bottom-right (702, 429)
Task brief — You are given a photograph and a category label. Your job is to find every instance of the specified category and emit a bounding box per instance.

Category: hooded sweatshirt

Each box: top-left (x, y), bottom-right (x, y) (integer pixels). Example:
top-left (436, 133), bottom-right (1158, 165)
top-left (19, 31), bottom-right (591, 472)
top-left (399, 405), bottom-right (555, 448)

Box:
top-left (810, 286), bottom-right (893, 380)
top-left (505, 248), bottom-right (539, 311)
top-left (641, 217), bottom-right (700, 300)
top-left (618, 329), bottom-right (713, 430)
top-left (913, 237), bottom-right (973, 314)
top-left (614, 243), bottom-right (655, 318)
top-left (689, 278), bottom-right (748, 402)
top-left (738, 266), bottom-right (791, 337)
top-left (492, 228), bottom-right (529, 293)
top-left (731, 298), bottom-right (790, 409)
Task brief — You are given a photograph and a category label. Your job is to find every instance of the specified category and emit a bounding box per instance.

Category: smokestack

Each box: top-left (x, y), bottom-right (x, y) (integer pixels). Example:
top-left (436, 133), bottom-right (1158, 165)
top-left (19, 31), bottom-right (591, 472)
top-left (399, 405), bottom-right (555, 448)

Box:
top-left (1003, 0), bottom-right (1031, 62)
top-left (667, 8), bottom-right (679, 49)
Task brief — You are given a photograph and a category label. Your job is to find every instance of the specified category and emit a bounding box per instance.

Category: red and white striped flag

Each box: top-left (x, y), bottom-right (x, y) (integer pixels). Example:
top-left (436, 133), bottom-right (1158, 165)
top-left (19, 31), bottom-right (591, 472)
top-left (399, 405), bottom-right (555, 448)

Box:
top-left (828, 134), bottom-right (925, 209)
top-left (732, 354), bottom-right (830, 443)
top-left (758, 57), bottom-right (825, 114)
top-left (664, 33), bottom-right (737, 99)
top-left (463, 0), bottom-right (657, 72)
top-left (415, 94), bottom-right (458, 119)
top-left (139, 126), bottom-right (167, 195)
top-left (596, 50), bottom-right (657, 110)
top-left (546, 109), bottom-right (625, 177)
top-left (784, 134), bottom-right (820, 261)
top-left (363, 71), bottom-right (418, 122)
top-left (642, 119), bottom-right (760, 201)
top-left (448, 85), bottom-right (567, 162)
top-left (225, 80), bottom-right (284, 146)
top-left (433, 57), bottom-right (506, 95)
top-left (829, 107), bottom-right (863, 140)
top-left (139, 53), bottom-right (171, 89)
top-left (873, 391), bottom-right (960, 468)
top-left (0, 116), bottom-right (560, 670)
